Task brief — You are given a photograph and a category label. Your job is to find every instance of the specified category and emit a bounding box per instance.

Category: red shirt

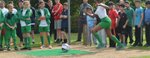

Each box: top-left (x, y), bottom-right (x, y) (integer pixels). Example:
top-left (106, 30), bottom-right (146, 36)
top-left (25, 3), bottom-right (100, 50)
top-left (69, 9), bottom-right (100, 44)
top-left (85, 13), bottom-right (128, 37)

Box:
top-left (108, 9), bottom-right (118, 29)
top-left (52, 3), bottom-right (63, 20)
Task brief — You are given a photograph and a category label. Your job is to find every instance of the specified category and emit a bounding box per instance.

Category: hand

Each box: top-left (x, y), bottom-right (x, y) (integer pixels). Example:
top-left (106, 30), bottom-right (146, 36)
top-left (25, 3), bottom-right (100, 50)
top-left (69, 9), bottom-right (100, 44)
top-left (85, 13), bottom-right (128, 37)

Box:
top-left (123, 25), bottom-right (126, 29)
top-left (60, 15), bottom-right (64, 18)
top-left (0, 23), bottom-right (3, 27)
top-left (138, 24), bottom-right (141, 28)
top-left (53, 13), bottom-right (57, 16)
top-left (63, 15), bottom-right (67, 18)
top-left (9, 26), bottom-right (13, 29)
top-left (11, 26), bottom-right (16, 30)
top-left (39, 16), bottom-right (46, 20)
top-left (26, 18), bottom-right (31, 20)
top-left (98, 3), bottom-right (104, 6)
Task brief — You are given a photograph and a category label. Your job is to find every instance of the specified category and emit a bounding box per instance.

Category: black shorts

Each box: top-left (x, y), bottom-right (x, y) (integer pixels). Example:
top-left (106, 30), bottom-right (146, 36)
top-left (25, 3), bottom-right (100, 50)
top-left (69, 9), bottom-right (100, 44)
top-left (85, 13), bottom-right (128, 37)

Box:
top-left (79, 17), bottom-right (87, 24)
top-left (116, 26), bottom-right (126, 34)
top-left (31, 25), bottom-right (35, 30)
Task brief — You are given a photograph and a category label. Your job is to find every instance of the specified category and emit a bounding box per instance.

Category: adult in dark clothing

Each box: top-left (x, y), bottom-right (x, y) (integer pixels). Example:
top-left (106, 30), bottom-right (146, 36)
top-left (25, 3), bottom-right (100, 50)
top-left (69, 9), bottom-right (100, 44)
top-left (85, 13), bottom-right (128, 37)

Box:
top-left (76, 0), bottom-right (93, 42)
top-left (45, 0), bottom-right (57, 41)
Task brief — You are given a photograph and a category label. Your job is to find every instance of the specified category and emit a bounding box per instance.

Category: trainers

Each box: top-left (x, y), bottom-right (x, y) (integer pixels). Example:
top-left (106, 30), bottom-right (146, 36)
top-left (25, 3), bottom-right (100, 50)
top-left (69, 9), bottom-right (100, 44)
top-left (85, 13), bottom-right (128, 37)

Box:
top-left (27, 48), bottom-right (32, 50)
top-left (32, 40), bottom-right (35, 44)
top-left (14, 47), bottom-right (18, 51)
top-left (21, 47), bottom-right (28, 50)
top-left (96, 44), bottom-right (105, 49)
top-left (48, 45), bottom-right (52, 49)
top-left (40, 45), bottom-right (45, 49)
top-left (0, 48), bottom-right (3, 51)
top-left (7, 48), bottom-right (11, 51)
top-left (144, 44), bottom-right (150, 47)
top-left (137, 44), bottom-right (143, 47)
top-left (116, 44), bottom-right (125, 50)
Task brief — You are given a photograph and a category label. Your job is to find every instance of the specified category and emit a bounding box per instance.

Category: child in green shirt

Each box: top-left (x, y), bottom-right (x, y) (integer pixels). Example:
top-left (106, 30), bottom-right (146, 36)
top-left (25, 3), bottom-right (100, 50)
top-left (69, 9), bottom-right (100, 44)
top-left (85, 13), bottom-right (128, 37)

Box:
top-left (4, 4), bottom-right (18, 51)
top-left (0, 4), bottom-right (4, 51)
top-left (19, 1), bottom-right (32, 50)
top-left (36, 1), bottom-right (52, 49)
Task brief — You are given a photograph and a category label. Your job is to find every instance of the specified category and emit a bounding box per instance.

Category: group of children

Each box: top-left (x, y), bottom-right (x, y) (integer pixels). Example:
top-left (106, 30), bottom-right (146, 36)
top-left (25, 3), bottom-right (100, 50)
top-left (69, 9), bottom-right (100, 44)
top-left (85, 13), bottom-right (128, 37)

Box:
top-left (0, 0), bottom-right (150, 51)
top-left (82, 0), bottom-right (150, 49)
top-left (0, 0), bottom-right (69, 51)
top-left (108, 0), bottom-right (150, 47)
top-left (0, 0), bottom-right (35, 51)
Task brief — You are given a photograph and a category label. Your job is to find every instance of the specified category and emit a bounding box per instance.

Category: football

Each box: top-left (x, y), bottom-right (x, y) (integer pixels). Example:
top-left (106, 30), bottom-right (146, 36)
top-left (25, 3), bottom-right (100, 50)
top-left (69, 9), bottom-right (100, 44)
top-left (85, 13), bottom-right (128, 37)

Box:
top-left (62, 43), bottom-right (70, 52)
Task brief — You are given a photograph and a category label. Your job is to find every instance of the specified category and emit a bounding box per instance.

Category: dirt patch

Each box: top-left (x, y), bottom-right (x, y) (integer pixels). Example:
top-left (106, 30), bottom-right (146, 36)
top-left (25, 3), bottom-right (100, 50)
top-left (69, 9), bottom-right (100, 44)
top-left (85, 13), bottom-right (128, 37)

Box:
top-left (0, 45), bottom-right (150, 58)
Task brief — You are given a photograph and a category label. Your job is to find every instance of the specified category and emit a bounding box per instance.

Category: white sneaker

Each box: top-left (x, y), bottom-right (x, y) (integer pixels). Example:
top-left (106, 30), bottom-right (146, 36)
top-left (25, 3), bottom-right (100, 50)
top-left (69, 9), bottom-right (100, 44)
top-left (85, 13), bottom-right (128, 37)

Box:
top-left (40, 45), bottom-right (45, 49)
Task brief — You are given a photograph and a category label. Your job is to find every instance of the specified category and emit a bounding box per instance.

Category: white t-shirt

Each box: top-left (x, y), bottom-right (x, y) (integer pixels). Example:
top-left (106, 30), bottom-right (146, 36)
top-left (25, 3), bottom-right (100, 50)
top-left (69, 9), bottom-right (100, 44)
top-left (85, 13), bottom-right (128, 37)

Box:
top-left (95, 4), bottom-right (108, 19)
top-left (13, 8), bottom-right (17, 14)
top-left (39, 9), bottom-right (48, 27)
top-left (20, 9), bottom-right (27, 27)
top-left (1, 8), bottom-right (8, 17)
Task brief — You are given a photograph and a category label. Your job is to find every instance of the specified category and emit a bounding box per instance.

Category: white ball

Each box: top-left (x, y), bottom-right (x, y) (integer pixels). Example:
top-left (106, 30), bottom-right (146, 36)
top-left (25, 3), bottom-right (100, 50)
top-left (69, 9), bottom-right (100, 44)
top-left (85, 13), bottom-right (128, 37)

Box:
top-left (62, 43), bottom-right (70, 51)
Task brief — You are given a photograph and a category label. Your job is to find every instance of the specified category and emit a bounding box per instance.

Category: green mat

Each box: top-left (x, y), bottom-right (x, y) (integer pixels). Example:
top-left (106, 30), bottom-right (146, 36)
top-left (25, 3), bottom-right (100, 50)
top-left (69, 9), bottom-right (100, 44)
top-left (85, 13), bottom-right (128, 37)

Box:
top-left (17, 49), bottom-right (93, 56)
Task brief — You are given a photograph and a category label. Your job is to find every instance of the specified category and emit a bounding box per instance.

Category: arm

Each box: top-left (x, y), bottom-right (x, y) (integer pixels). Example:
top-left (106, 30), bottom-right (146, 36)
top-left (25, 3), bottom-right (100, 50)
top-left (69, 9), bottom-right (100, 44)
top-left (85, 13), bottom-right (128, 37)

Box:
top-left (53, 4), bottom-right (62, 15)
top-left (123, 20), bottom-right (128, 28)
top-left (20, 9), bottom-right (32, 20)
top-left (116, 12), bottom-right (121, 27)
top-left (5, 22), bottom-right (12, 29)
top-left (138, 13), bottom-right (144, 28)
top-left (0, 11), bottom-right (4, 27)
top-left (45, 9), bottom-right (50, 19)
top-left (98, 3), bottom-right (109, 9)
top-left (60, 10), bottom-right (68, 19)
top-left (35, 10), bottom-right (41, 21)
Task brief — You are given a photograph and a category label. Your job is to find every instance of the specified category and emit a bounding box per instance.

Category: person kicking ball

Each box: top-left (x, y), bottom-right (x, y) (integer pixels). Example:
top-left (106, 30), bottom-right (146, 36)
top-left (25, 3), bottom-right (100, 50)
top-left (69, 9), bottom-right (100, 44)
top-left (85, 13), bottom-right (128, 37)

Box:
top-left (87, 0), bottom-right (125, 50)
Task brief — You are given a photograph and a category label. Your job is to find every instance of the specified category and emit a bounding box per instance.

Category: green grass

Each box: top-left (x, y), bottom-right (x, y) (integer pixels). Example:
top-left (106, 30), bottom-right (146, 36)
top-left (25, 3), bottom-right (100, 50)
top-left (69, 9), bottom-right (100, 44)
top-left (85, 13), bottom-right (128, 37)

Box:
top-left (131, 55), bottom-right (150, 58)
top-left (13, 33), bottom-right (78, 48)
top-left (17, 49), bottom-right (93, 56)
top-left (9, 33), bottom-right (150, 57)
top-left (6, 32), bottom-right (150, 50)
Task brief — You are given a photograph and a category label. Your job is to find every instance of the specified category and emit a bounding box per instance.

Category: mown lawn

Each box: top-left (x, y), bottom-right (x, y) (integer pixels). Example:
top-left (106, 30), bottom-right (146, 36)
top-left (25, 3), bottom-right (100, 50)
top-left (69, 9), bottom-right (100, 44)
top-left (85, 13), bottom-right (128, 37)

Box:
top-left (13, 32), bottom-right (148, 48)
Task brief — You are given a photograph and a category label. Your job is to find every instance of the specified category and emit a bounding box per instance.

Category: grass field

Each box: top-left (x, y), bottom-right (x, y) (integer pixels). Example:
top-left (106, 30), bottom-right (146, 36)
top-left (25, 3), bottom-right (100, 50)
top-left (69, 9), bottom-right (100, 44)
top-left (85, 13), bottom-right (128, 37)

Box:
top-left (13, 33), bottom-right (148, 49)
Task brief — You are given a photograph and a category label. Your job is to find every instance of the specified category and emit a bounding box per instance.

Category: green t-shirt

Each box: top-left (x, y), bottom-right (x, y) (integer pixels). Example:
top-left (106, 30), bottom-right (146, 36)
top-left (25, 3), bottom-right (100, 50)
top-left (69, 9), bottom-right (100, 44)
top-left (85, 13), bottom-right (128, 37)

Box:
top-left (125, 7), bottom-right (134, 27)
top-left (0, 10), bottom-right (4, 23)
top-left (5, 12), bottom-right (18, 30)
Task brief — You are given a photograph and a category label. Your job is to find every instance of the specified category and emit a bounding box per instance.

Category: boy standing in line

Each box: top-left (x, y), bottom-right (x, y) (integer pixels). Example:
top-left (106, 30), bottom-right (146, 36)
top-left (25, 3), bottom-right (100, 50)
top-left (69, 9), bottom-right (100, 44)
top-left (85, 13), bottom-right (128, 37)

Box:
top-left (60, 2), bottom-right (69, 44)
top-left (124, 1), bottom-right (134, 45)
top-left (133, 1), bottom-right (144, 47)
top-left (108, 2), bottom-right (119, 47)
top-left (144, 1), bottom-right (150, 47)
top-left (117, 4), bottom-right (128, 46)
top-left (85, 7), bottom-right (97, 45)
top-left (52, 0), bottom-right (63, 43)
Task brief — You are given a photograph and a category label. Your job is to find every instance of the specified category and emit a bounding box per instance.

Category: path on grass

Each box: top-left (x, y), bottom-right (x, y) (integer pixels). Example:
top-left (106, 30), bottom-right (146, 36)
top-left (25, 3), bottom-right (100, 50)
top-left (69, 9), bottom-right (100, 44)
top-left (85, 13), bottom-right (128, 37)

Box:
top-left (0, 45), bottom-right (150, 58)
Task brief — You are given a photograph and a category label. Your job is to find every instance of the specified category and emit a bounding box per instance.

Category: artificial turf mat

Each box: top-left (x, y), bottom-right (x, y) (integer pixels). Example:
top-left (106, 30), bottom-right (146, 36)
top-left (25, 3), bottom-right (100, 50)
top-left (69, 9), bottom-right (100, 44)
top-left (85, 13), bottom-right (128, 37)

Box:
top-left (17, 49), bottom-right (93, 56)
